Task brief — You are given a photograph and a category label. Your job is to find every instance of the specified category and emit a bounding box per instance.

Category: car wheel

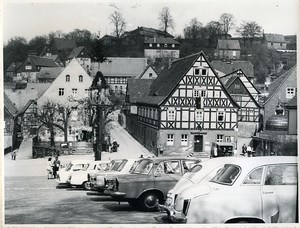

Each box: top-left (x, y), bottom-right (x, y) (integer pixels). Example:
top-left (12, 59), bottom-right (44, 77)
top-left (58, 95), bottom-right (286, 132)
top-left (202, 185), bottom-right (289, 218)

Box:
top-left (82, 181), bottom-right (91, 190)
top-left (139, 192), bottom-right (161, 212)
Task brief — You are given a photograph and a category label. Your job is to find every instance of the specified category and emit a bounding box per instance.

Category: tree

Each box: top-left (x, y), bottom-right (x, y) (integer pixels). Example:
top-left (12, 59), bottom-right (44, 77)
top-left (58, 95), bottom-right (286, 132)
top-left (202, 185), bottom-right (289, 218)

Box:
top-left (110, 10), bottom-right (126, 38)
top-left (65, 29), bottom-right (93, 48)
top-left (37, 102), bottom-right (72, 146)
top-left (90, 38), bottom-right (107, 63)
top-left (28, 35), bottom-right (48, 55)
top-left (48, 30), bottom-right (66, 44)
top-left (219, 13), bottom-right (235, 34)
top-left (237, 21), bottom-right (262, 46)
top-left (158, 7), bottom-right (174, 36)
top-left (183, 18), bottom-right (203, 40)
top-left (204, 21), bottom-right (223, 46)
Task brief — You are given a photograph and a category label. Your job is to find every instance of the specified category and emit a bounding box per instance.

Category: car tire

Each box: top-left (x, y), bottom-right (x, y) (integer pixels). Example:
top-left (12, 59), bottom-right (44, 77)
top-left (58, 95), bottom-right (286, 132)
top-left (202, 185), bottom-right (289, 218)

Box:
top-left (82, 181), bottom-right (91, 190)
top-left (139, 192), bottom-right (161, 212)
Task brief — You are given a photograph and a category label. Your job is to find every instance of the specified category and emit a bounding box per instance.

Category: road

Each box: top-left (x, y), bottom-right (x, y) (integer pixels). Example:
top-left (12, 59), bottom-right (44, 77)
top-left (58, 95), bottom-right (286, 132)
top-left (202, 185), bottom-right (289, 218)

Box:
top-left (5, 176), bottom-right (161, 224)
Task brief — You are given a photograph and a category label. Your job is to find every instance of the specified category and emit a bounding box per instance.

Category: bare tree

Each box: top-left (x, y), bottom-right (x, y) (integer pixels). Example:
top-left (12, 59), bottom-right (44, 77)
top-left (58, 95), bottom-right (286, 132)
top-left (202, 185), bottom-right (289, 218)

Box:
top-left (183, 18), bottom-right (203, 39)
top-left (158, 7), bottom-right (174, 36)
top-left (110, 10), bottom-right (126, 38)
top-left (236, 21), bottom-right (262, 45)
top-left (219, 13), bottom-right (235, 34)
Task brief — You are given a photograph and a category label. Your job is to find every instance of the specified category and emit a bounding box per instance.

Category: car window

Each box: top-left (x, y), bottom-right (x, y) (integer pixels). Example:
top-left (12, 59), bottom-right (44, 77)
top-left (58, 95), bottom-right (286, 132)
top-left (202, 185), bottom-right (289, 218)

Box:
top-left (243, 167), bottom-right (263, 185)
top-left (116, 160), bottom-right (128, 171)
top-left (265, 164), bottom-right (297, 185)
top-left (183, 161), bottom-right (199, 173)
top-left (166, 161), bottom-right (181, 174)
top-left (111, 161), bottom-right (123, 171)
top-left (211, 164), bottom-right (240, 185)
top-left (65, 163), bottom-right (73, 171)
top-left (131, 160), bottom-right (153, 174)
top-left (73, 164), bottom-right (85, 171)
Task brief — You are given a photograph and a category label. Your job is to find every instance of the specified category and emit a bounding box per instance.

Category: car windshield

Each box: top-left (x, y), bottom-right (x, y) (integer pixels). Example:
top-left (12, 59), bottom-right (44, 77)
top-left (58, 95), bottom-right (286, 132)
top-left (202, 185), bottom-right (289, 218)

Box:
top-left (82, 164), bottom-right (90, 171)
top-left (131, 160), bottom-right (153, 174)
top-left (211, 164), bottom-right (240, 185)
top-left (116, 160), bottom-right (128, 172)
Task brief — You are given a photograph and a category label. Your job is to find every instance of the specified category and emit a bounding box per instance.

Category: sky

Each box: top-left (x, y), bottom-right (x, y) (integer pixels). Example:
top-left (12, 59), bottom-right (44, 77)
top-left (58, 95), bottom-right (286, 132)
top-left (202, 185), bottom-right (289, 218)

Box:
top-left (3, 0), bottom-right (299, 43)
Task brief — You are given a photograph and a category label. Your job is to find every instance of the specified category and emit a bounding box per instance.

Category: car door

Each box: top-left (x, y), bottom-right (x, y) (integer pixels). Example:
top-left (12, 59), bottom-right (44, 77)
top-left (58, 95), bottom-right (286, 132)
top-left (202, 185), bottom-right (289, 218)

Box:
top-left (154, 160), bottom-right (182, 196)
top-left (261, 164), bottom-right (298, 223)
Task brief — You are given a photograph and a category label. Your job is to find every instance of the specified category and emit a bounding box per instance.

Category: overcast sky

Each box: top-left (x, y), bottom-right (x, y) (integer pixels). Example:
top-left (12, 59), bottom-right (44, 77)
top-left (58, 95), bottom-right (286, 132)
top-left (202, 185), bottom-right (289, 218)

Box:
top-left (3, 0), bottom-right (299, 43)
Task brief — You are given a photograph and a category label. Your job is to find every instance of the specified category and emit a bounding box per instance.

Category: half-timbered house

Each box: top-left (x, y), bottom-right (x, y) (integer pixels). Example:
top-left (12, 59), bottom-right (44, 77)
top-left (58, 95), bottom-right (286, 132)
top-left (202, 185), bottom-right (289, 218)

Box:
top-left (129, 52), bottom-right (240, 156)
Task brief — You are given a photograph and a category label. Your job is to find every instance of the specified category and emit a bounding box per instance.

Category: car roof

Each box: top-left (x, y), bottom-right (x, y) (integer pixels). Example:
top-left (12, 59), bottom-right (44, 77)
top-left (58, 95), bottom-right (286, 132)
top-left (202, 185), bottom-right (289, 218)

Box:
top-left (141, 157), bottom-right (200, 163)
top-left (70, 160), bottom-right (92, 164)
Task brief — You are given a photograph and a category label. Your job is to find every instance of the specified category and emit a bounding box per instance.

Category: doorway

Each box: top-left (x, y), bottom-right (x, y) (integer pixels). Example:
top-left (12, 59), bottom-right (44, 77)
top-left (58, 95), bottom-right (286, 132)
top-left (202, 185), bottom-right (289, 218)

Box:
top-left (194, 135), bottom-right (203, 152)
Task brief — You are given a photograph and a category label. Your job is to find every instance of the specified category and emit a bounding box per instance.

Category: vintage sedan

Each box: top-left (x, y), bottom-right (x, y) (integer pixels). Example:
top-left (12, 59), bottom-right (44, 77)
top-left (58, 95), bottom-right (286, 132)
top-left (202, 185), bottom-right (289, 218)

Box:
top-left (104, 157), bottom-right (200, 211)
top-left (68, 160), bottom-right (110, 189)
top-left (90, 158), bottom-right (139, 192)
top-left (56, 159), bottom-right (91, 184)
top-left (168, 156), bottom-right (297, 224)
top-left (158, 156), bottom-right (243, 216)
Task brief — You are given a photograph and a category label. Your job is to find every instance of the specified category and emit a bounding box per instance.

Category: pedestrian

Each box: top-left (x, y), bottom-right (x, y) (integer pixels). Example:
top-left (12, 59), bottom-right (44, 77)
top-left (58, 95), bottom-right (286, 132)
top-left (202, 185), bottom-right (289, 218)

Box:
top-left (214, 146), bottom-right (218, 157)
top-left (11, 150), bottom-right (16, 160)
top-left (52, 156), bottom-right (61, 179)
top-left (246, 145), bottom-right (252, 157)
top-left (47, 157), bottom-right (53, 179)
top-left (242, 144), bottom-right (247, 156)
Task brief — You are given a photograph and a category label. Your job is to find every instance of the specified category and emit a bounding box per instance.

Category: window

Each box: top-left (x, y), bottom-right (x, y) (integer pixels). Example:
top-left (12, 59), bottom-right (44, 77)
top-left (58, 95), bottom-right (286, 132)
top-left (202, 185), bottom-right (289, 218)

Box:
top-left (271, 42), bottom-right (273, 46)
top-left (59, 88), bottom-right (64, 96)
top-left (201, 90), bottom-right (206, 97)
top-left (286, 87), bottom-right (296, 99)
top-left (217, 111), bottom-right (224, 122)
top-left (167, 134), bottom-right (174, 146)
top-left (194, 68), bottom-right (200, 75)
top-left (172, 44), bottom-right (175, 48)
top-left (211, 164), bottom-right (240, 185)
top-left (243, 167), bottom-right (263, 185)
top-left (157, 44), bottom-right (160, 47)
top-left (115, 86), bottom-right (118, 91)
top-left (234, 84), bottom-right (241, 89)
top-left (168, 110), bottom-right (175, 121)
top-left (194, 90), bottom-right (200, 97)
top-left (149, 73), bottom-right (153, 78)
top-left (72, 88), bottom-right (78, 97)
top-left (181, 134), bottom-right (188, 146)
top-left (216, 134), bottom-right (223, 142)
top-left (164, 44), bottom-right (168, 47)
top-left (195, 110), bottom-right (203, 121)
top-left (201, 69), bottom-right (208, 76)
top-left (66, 75), bottom-right (70, 82)
top-left (79, 75), bottom-right (83, 82)
top-left (149, 43), bottom-right (152, 47)
top-left (265, 164), bottom-right (297, 185)
top-left (25, 65), bottom-right (32, 70)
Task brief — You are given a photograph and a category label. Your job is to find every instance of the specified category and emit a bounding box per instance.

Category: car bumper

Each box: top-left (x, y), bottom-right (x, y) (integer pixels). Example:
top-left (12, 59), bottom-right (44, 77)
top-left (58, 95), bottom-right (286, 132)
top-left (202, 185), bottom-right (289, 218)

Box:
top-left (104, 190), bottom-right (126, 199)
top-left (157, 204), bottom-right (187, 223)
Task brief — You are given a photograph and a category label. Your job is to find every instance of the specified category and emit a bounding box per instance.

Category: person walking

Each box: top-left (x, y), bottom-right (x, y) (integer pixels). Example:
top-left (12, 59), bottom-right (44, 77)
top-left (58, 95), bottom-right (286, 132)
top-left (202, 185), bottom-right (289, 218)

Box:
top-left (47, 157), bottom-right (53, 179)
top-left (52, 156), bottom-right (61, 179)
top-left (242, 144), bottom-right (247, 156)
top-left (11, 150), bottom-right (16, 160)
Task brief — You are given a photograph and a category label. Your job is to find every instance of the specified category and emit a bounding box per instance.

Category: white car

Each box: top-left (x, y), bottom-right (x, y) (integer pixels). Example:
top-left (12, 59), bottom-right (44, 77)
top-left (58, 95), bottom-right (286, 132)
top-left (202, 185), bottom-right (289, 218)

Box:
top-left (90, 158), bottom-right (139, 192)
top-left (56, 160), bottom-right (91, 184)
top-left (158, 156), bottom-right (243, 217)
top-left (169, 156), bottom-right (298, 224)
top-left (68, 161), bottom-right (110, 189)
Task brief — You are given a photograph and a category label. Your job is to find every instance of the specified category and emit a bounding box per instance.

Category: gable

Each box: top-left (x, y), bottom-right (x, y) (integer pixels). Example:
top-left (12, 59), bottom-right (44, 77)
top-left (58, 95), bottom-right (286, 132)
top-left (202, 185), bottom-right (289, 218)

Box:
top-left (37, 59), bottom-right (93, 106)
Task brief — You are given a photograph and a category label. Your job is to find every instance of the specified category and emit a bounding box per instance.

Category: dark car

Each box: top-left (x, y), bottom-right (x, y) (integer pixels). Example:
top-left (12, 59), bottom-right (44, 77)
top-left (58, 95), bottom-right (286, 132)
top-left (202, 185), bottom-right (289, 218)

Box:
top-left (103, 157), bottom-right (200, 211)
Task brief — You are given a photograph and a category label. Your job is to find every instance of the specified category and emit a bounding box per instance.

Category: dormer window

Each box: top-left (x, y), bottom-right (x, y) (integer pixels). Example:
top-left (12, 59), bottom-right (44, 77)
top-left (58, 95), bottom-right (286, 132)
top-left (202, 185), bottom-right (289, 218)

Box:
top-left (149, 73), bottom-right (153, 78)
top-left (66, 75), bottom-right (70, 82)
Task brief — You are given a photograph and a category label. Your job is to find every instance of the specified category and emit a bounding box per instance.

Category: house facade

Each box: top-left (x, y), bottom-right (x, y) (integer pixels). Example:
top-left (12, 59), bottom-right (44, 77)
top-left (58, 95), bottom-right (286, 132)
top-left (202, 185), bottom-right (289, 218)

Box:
top-left (263, 66), bottom-right (297, 128)
top-left (91, 57), bottom-right (148, 94)
top-left (126, 52), bottom-right (239, 156)
top-left (135, 65), bottom-right (158, 79)
top-left (16, 55), bottom-right (58, 83)
top-left (37, 58), bottom-right (93, 142)
top-left (144, 37), bottom-right (180, 62)
top-left (264, 33), bottom-right (287, 50)
top-left (214, 39), bottom-right (241, 60)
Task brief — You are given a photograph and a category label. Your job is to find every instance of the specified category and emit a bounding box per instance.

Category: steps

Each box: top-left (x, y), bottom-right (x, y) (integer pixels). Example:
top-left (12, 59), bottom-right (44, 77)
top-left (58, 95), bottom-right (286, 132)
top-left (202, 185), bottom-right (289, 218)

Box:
top-left (72, 141), bottom-right (93, 155)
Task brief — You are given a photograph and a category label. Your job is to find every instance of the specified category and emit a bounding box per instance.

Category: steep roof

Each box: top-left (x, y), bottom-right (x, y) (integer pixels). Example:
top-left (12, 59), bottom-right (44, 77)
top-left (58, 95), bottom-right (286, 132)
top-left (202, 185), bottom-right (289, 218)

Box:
top-left (266, 66), bottom-right (297, 104)
top-left (6, 62), bottom-right (23, 72)
top-left (53, 38), bottom-right (77, 50)
top-left (42, 54), bottom-right (60, 61)
top-left (144, 37), bottom-right (180, 44)
top-left (97, 57), bottom-right (147, 77)
top-left (285, 95), bottom-right (297, 108)
top-left (67, 46), bottom-right (91, 59)
top-left (28, 55), bottom-right (58, 67)
top-left (211, 60), bottom-right (254, 78)
top-left (125, 26), bottom-right (173, 38)
top-left (135, 65), bottom-right (158, 79)
top-left (264, 33), bottom-right (286, 43)
top-left (4, 93), bottom-right (18, 117)
top-left (126, 79), bottom-right (155, 103)
top-left (217, 39), bottom-right (240, 50)
top-left (36, 67), bottom-right (65, 79)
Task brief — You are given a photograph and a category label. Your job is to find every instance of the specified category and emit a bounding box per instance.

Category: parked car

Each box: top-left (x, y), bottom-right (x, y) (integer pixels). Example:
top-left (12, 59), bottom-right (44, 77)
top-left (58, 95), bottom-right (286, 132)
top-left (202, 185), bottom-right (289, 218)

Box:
top-left (90, 158), bottom-right (139, 192)
top-left (104, 157), bottom-right (200, 211)
top-left (158, 157), bottom-right (243, 217)
top-left (168, 156), bottom-right (297, 223)
top-left (56, 160), bottom-right (92, 184)
top-left (68, 161), bottom-right (110, 189)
